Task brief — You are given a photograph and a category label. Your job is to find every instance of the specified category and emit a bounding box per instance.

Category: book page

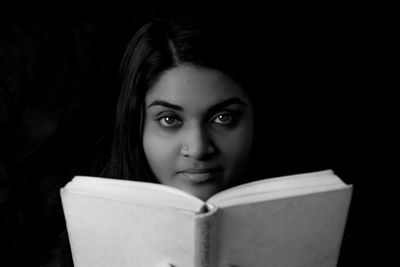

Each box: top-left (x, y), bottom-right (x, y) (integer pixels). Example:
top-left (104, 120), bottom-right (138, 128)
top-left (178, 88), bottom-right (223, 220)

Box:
top-left (215, 186), bottom-right (353, 267)
top-left (66, 176), bottom-right (205, 213)
top-left (208, 169), bottom-right (345, 206)
top-left (61, 188), bottom-right (203, 267)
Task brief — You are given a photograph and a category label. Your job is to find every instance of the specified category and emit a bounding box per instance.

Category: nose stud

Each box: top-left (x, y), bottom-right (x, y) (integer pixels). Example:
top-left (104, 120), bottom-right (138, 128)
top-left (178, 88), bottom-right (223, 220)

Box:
top-left (181, 145), bottom-right (189, 156)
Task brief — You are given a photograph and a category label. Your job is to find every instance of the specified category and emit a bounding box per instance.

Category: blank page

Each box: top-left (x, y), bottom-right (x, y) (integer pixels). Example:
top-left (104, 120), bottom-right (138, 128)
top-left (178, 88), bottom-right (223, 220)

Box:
top-left (208, 170), bottom-right (347, 207)
top-left (64, 176), bottom-right (205, 213)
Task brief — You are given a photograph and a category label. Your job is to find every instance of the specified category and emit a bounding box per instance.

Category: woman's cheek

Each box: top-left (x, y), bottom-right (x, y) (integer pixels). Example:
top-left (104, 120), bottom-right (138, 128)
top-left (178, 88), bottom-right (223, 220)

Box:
top-left (221, 124), bottom-right (252, 156)
top-left (143, 130), bottom-right (179, 183)
top-left (220, 124), bottom-right (253, 180)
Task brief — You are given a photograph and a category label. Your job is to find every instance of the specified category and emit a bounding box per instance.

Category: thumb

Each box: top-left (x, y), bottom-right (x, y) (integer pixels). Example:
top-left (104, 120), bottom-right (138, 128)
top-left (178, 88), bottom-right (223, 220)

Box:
top-left (154, 261), bottom-right (175, 267)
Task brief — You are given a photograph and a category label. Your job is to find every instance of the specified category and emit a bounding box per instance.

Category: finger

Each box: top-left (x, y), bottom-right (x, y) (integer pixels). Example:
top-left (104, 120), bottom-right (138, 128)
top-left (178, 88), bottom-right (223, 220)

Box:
top-left (154, 261), bottom-right (175, 267)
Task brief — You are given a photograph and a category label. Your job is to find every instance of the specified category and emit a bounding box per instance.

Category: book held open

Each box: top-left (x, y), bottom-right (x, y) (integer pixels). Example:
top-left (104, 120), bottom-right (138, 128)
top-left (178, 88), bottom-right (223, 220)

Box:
top-left (60, 169), bottom-right (352, 267)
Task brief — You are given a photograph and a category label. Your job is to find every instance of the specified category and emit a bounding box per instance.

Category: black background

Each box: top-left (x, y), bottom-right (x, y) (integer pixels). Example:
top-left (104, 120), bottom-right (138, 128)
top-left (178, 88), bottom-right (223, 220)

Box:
top-left (0, 1), bottom-right (394, 266)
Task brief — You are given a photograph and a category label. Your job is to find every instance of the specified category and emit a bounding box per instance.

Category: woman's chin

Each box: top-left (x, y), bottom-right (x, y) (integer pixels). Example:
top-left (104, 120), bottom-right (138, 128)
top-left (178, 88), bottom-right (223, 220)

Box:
top-left (179, 182), bottom-right (222, 201)
top-left (169, 172), bottom-right (224, 200)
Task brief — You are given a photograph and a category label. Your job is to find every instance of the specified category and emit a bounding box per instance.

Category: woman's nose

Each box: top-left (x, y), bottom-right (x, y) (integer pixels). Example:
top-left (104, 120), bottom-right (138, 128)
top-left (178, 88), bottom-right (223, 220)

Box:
top-left (182, 126), bottom-right (215, 160)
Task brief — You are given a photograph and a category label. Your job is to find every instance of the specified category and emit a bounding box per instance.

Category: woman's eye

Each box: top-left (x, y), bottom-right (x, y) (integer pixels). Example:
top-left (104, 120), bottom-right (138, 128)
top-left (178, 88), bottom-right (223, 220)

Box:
top-left (213, 112), bottom-right (234, 125)
top-left (159, 115), bottom-right (182, 128)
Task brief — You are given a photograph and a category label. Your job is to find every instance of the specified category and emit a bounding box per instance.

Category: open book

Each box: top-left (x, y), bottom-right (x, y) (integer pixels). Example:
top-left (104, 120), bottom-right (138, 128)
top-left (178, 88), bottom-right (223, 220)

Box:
top-left (60, 169), bottom-right (352, 267)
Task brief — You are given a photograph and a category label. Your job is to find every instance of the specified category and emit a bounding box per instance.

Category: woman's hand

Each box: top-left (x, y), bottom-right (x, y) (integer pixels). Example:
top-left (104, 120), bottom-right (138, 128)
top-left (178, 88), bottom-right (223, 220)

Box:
top-left (154, 261), bottom-right (174, 267)
top-left (154, 264), bottom-right (237, 267)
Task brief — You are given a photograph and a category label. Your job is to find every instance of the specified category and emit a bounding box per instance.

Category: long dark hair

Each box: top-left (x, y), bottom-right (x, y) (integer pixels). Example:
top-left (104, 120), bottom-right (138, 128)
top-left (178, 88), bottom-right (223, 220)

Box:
top-left (101, 15), bottom-right (254, 182)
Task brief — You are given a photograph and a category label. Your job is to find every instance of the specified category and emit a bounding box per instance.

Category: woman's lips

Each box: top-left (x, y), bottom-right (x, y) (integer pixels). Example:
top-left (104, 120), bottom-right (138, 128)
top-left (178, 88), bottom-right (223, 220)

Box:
top-left (179, 168), bottom-right (222, 183)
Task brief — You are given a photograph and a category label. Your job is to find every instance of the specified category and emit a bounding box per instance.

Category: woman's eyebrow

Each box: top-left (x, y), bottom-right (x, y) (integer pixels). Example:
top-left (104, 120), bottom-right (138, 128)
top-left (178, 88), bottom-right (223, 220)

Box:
top-left (146, 97), bottom-right (247, 111)
top-left (146, 100), bottom-right (183, 110)
top-left (209, 97), bottom-right (248, 112)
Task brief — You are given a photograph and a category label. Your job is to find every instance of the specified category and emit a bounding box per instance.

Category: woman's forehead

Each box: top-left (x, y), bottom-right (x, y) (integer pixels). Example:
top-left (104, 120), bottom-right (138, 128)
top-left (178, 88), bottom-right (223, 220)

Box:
top-left (145, 65), bottom-right (249, 109)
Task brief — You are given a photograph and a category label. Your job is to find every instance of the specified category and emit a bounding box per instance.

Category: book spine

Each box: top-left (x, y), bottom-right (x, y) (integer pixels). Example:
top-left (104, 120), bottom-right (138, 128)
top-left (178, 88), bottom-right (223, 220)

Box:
top-left (194, 205), bottom-right (218, 267)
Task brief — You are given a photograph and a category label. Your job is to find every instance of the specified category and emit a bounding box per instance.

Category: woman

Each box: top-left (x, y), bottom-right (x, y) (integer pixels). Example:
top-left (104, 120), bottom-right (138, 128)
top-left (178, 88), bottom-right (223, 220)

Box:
top-left (45, 14), bottom-right (268, 267)
top-left (101, 15), bottom-right (259, 201)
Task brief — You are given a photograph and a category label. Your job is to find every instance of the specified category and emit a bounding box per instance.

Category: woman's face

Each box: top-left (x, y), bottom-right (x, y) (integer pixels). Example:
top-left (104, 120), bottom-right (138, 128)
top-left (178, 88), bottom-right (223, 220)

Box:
top-left (143, 65), bottom-right (253, 200)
